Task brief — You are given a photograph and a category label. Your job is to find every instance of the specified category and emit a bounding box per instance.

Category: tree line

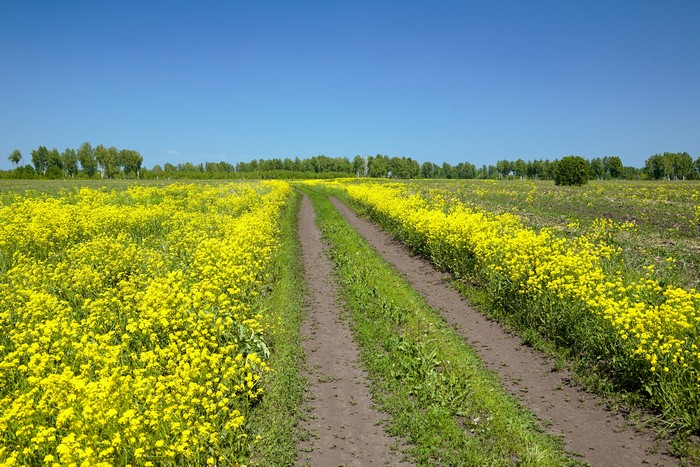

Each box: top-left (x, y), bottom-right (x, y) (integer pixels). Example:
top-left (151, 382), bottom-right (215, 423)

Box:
top-left (4, 143), bottom-right (143, 179)
top-left (139, 155), bottom-right (422, 180)
top-left (142, 155), bottom-right (630, 181)
top-left (643, 152), bottom-right (698, 180)
top-left (4, 147), bottom-right (699, 181)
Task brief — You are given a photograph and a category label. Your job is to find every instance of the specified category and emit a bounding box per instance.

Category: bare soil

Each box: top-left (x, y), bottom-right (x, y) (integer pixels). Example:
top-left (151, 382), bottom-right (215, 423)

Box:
top-left (330, 197), bottom-right (679, 467)
top-left (296, 195), bottom-right (411, 466)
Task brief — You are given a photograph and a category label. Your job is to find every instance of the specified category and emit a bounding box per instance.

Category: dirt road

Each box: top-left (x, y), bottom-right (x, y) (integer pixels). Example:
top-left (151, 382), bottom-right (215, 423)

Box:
top-left (296, 195), bottom-right (410, 466)
top-left (330, 196), bottom-right (677, 467)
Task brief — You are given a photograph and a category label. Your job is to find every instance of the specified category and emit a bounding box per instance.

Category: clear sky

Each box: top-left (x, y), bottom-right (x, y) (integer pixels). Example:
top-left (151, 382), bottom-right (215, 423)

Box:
top-left (1, 0), bottom-right (698, 170)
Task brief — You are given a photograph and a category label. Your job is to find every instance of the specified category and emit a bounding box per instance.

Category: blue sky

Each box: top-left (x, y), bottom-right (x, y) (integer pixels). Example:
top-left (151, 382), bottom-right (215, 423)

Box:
top-left (1, 0), bottom-right (698, 170)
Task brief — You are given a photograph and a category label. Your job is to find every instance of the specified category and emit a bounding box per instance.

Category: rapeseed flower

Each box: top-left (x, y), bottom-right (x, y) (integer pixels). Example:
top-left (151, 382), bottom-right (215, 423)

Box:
top-left (0, 181), bottom-right (291, 465)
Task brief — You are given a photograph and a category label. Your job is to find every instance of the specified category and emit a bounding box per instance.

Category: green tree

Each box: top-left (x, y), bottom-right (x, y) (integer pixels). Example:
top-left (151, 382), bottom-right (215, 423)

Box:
top-left (487, 164), bottom-right (499, 179)
top-left (421, 161), bottom-right (439, 178)
top-left (95, 145), bottom-right (120, 178)
top-left (44, 148), bottom-right (63, 179)
top-left (455, 162), bottom-right (476, 179)
top-left (8, 149), bottom-right (22, 166)
top-left (31, 146), bottom-right (49, 175)
top-left (542, 159), bottom-right (555, 180)
top-left (441, 162), bottom-right (456, 179)
top-left (644, 154), bottom-right (665, 179)
top-left (77, 142), bottom-right (98, 178)
top-left (526, 160), bottom-right (544, 179)
top-left (496, 159), bottom-right (511, 179)
top-left (553, 156), bottom-right (590, 186)
top-left (352, 155), bottom-right (365, 177)
top-left (590, 157), bottom-right (604, 180)
top-left (95, 145), bottom-right (108, 178)
top-left (623, 166), bottom-right (643, 180)
top-left (672, 152), bottom-right (695, 180)
top-left (61, 148), bottom-right (79, 177)
top-left (390, 157), bottom-right (417, 179)
top-left (602, 156), bottom-right (623, 178)
top-left (644, 152), bottom-right (695, 180)
top-left (292, 157), bottom-right (303, 171)
top-left (118, 149), bottom-right (143, 178)
top-left (368, 154), bottom-right (389, 178)
top-left (513, 159), bottom-right (527, 179)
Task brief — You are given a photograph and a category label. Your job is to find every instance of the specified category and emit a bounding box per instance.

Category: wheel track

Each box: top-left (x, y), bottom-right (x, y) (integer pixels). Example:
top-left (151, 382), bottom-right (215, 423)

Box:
top-left (330, 196), bottom-right (678, 467)
top-left (296, 195), bottom-right (411, 466)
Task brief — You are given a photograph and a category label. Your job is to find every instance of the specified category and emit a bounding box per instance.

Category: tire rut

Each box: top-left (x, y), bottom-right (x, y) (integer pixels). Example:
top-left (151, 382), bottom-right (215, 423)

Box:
top-left (296, 195), bottom-right (411, 466)
top-left (330, 196), bottom-right (678, 467)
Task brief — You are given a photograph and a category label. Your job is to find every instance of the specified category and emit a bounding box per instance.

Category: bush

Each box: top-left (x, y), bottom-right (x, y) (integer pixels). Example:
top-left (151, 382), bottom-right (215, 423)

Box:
top-left (554, 156), bottom-right (590, 186)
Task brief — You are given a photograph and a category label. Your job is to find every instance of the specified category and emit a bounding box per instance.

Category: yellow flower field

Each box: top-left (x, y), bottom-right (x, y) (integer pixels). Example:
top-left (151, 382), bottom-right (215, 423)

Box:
top-left (0, 181), bottom-right (291, 466)
top-left (326, 180), bottom-right (700, 430)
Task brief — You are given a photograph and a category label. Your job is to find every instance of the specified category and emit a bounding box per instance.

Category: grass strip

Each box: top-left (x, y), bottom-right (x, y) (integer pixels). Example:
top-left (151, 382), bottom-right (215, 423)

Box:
top-left (301, 185), bottom-right (579, 465)
top-left (328, 183), bottom-right (700, 462)
top-left (248, 190), bottom-right (306, 465)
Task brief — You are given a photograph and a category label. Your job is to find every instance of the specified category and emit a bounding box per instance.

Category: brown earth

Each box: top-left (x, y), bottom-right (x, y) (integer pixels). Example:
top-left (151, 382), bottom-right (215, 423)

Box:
top-left (296, 195), bottom-right (412, 466)
top-left (330, 196), bottom-right (679, 467)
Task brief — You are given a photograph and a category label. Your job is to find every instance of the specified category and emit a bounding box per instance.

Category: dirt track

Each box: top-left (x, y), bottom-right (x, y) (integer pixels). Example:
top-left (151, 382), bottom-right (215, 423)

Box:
top-left (296, 195), bottom-right (410, 466)
top-left (330, 197), bottom-right (678, 467)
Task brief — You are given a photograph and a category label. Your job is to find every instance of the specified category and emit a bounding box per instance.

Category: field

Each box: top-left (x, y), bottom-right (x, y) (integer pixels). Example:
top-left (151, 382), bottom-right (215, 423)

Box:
top-left (405, 179), bottom-right (700, 291)
top-left (1, 178), bottom-right (699, 465)
top-left (0, 181), bottom-right (291, 465)
top-left (323, 180), bottom-right (700, 420)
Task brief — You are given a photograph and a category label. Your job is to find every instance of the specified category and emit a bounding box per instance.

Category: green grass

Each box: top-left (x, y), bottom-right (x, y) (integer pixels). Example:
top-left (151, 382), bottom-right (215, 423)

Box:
top-left (300, 185), bottom-right (579, 465)
top-left (247, 190), bottom-right (307, 465)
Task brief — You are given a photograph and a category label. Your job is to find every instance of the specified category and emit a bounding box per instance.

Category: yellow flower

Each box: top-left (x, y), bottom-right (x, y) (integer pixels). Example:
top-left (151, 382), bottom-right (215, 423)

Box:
top-left (0, 181), bottom-right (291, 464)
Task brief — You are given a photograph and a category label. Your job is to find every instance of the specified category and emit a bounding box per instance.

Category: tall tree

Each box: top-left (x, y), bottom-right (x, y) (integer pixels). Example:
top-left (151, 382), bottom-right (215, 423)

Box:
top-left (406, 158), bottom-right (420, 178)
top-left (526, 159), bottom-right (544, 179)
top-left (389, 157), bottom-right (412, 178)
top-left (602, 156), bottom-right (623, 178)
top-left (513, 159), bottom-right (527, 179)
top-left (95, 145), bottom-right (108, 178)
top-left (77, 142), bottom-right (98, 178)
top-left (95, 145), bottom-right (120, 178)
top-left (644, 154), bottom-right (665, 179)
top-left (8, 149), bottom-right (22, 166)
top-left (352, 155), bottom-right (366, 177)
top-left (496, 160), bottom-right (511, 179)
top-left (368, 154), bottom-right (389, 178)
top-left (487, 164), bottom-right (499, 179)
top-left (131, 150), bottom-right (144, 178)
top-left (455, 162), bottom-right (476, 179)
top-left (543, 160), bottom-right (555, 180)
top-left (61, 148), bottom-right (79, 177)
top-left (644, 152), bottom-right (695, 180)
top-left (118, 149), bottom-right (143, 178)
top-left (672, 152), bottom-right (695, 180)
top-left (421, 161), bottom-right (438, 178)
top-left (441, 162), bottom-right (455, 179)
top-left (31, 146), bottom-right (49, 175)
top-left (590, 157), bottom-right (604, 180)
top-left (44, 148), bottom-right (63, 178)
